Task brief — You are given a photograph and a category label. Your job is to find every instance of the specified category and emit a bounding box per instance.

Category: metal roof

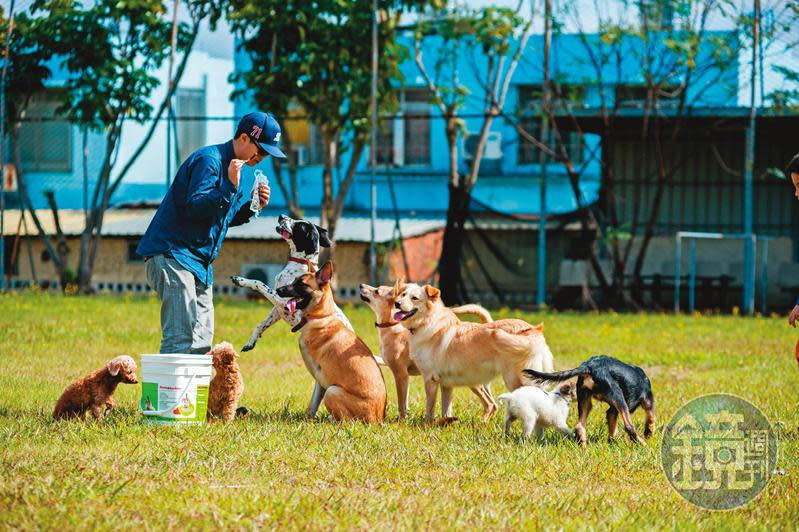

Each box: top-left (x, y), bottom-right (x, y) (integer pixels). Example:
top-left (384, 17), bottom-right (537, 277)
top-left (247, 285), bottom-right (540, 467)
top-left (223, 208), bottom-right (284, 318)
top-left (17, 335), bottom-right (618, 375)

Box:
top-left (1, 209), bottom-right (446, 243)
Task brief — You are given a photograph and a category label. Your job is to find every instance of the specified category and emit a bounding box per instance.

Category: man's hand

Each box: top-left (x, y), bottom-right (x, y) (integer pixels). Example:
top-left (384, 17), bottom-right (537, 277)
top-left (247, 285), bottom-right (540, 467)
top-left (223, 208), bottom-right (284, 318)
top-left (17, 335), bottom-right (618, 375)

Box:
top-left (258, 183), bottom-right (271, 209)
top-left (228, 159), bottom-right (246, 188)
top-left (789, 305), bottom-right (799, 327)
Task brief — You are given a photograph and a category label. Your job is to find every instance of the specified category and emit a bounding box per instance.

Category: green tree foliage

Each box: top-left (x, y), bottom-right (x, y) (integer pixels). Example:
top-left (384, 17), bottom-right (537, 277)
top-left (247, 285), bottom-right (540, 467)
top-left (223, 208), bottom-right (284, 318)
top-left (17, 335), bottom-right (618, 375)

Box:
top-left (228, 0), bottom-right (408, 241)
top-left (5, 0), bottom-right (222, 292)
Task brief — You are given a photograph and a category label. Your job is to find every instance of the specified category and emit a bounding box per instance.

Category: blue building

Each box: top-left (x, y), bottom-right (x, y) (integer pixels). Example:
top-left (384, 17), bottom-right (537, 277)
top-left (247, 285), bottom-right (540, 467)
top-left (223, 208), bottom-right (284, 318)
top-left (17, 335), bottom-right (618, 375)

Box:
top-left (8, 15), bottom-right (799, 309)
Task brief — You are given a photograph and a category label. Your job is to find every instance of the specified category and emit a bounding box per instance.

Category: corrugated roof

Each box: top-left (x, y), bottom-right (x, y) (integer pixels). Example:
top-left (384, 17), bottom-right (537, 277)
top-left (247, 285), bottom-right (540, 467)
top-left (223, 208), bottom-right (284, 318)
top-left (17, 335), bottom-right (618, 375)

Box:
top-left (1, 209), bottom-right (445, 243)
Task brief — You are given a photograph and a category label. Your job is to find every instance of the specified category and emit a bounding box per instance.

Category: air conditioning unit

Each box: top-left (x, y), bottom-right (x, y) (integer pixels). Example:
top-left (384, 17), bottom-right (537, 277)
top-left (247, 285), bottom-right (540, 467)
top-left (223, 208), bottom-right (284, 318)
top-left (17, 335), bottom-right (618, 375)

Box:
top-left (240, 263), bottom-right (284, 285)
top-left (2, 164), bottom-right (17, 192)
top-left (463, 132), bottom-right (503, 161)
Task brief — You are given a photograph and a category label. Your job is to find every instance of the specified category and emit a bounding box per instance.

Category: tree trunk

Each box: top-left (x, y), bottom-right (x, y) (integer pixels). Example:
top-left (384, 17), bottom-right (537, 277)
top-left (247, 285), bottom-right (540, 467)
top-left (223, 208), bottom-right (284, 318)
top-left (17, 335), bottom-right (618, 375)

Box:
top-left (43, 191), bottom-right (73, 290)
top-left (78, 123), bottom-right (118, 293)
top-left (436, 112), bottom-right (467, 304)
top-left (319, 125), bottom-right (336, 230)
top-left (438, 183), bottom-right (471, 305)
top-left (332, 139), bottom-right (365, 230)
top-left (632, 121), bottom-right (670, 297)
top-left (11, 129), bottom-right (65, 280)
top-left (271, 121), bottom-right (303, 219)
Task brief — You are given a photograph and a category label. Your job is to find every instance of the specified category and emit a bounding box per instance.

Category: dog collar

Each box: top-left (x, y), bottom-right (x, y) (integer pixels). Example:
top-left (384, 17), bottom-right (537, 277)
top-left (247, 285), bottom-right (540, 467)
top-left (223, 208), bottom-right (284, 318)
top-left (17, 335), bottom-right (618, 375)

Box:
top-left (288, 256), bottom-right (318, 269)
top-left (291, 313), bottom-right (334, 333)
top-left (374, 321), bottom-right (399, 329)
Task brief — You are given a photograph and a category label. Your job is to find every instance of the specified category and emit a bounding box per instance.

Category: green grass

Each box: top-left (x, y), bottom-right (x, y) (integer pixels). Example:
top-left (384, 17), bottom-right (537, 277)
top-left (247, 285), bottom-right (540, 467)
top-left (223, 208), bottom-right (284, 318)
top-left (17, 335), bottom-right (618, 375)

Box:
top-left (1, 291), bottom-right (798, 529)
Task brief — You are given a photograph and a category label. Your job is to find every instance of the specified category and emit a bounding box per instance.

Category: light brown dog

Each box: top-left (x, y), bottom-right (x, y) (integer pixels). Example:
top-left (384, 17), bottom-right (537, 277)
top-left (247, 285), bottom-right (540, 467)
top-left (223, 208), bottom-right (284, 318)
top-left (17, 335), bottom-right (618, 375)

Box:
top-left (276, 261), bottom-right (387, 423)
top-left (393, 283), bottom-right (555, 423)
top-left (53, 355), bottom-right (138, 420)
top-left (360, 282), bottom-right (498, 420)
top-left (207, 342), bottom-right (244, 423)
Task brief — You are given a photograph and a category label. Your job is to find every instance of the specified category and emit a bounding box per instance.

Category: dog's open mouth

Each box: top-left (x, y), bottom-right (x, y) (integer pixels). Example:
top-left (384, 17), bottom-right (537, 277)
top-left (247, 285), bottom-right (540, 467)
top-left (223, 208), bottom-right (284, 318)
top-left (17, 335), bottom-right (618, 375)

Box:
top-left (393, 308), bottom-right (417, 322)
top-left (285, 298), bottom-right (300, 314)
top-left (359, 294), bottom-right (370, 303)
top-left (276, 227), bottom-right (292, 241)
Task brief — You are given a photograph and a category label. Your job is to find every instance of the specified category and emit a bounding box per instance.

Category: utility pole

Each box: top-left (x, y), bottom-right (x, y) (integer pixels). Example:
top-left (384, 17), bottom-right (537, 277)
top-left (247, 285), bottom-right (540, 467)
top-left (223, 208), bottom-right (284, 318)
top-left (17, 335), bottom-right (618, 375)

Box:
top-left (536, 0), bottom-right (551, 309)
top-left (0, 0), bottom-right (17, 291)
top-left (742, 0), bottom-right (759, 315)
top-left (369, 0), bottom-right (378, 286)
top-left (166, 0), bottom-right (180, 191)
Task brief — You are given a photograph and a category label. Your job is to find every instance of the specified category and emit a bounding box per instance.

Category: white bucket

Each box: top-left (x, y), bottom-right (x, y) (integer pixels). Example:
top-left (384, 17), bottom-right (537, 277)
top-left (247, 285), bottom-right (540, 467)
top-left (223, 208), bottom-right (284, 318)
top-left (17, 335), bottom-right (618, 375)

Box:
top-left (139, 354), bottom-right (213, 425)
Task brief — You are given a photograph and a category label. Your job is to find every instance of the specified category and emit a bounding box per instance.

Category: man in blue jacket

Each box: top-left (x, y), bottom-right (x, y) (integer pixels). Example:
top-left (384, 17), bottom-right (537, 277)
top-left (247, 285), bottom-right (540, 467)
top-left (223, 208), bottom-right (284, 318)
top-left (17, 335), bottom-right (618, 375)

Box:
top-left (137, 111), bottom-right (285, 354)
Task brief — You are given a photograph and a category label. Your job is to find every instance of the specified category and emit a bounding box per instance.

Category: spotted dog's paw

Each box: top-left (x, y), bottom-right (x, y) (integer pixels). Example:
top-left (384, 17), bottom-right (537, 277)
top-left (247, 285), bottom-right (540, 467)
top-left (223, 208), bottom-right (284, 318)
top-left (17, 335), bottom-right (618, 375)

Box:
top-left (231, 276), bottom-right (246, 287)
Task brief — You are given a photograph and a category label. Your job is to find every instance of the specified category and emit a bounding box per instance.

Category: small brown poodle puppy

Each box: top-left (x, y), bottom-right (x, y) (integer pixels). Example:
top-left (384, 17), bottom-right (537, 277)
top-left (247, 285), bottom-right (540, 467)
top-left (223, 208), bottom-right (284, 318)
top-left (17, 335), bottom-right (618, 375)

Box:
top-left (207, 342), bottom-right (244, 423)
top-left (53, 355), bottom-right (138, 420)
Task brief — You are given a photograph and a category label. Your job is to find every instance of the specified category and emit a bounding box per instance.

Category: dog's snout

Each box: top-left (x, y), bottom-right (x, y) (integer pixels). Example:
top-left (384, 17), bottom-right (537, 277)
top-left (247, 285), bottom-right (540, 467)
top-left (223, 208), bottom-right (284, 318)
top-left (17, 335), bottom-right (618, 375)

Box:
top-left (394, 301), bottom-right (401, 309)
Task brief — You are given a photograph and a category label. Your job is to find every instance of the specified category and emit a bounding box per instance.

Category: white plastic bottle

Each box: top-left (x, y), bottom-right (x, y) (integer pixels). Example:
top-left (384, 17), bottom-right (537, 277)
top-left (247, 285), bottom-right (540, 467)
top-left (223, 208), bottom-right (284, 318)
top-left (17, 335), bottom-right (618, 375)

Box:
top-left (250, 169), bottom-right (269, 217)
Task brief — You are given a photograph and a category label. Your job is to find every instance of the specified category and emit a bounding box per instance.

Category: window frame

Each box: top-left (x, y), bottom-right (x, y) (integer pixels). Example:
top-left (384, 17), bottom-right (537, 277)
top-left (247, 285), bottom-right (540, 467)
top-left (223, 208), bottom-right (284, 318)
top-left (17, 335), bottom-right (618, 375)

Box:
top-left (16, 90), bottom-right (73, 173)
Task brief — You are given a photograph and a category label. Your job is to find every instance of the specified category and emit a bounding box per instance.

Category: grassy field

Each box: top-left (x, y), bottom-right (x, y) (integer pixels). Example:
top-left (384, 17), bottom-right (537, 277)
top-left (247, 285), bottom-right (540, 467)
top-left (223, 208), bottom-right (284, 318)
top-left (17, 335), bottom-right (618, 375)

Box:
top-left (1, 291), bottom-right (797, 529)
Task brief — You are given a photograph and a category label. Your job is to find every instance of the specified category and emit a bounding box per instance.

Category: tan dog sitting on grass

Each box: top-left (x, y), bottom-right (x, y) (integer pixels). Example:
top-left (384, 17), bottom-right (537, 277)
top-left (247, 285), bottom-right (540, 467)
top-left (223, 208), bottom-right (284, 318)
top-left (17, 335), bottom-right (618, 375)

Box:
top-left (53, 355), bottom-right (138, 420)
top-left (276, 261), bottom-right (387, 423)
top-left (207, 342), bottom-right (244, 423)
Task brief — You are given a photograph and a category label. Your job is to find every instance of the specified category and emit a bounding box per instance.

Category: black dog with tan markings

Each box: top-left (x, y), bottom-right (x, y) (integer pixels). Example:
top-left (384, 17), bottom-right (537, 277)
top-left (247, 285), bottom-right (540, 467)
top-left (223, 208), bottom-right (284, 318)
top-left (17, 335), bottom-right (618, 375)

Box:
top-left (523, 355), bottom-right (655, 446)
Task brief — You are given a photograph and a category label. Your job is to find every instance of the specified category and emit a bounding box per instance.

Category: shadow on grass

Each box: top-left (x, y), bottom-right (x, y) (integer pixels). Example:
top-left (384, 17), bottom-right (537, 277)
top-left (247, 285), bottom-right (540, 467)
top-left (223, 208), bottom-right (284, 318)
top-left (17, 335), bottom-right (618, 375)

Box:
top-left (238, 403), bottom-right (316, 424)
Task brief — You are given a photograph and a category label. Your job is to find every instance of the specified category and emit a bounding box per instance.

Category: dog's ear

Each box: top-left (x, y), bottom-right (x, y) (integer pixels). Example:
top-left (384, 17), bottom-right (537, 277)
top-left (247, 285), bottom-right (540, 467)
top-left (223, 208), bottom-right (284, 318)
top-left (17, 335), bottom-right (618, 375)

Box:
top-left (559, 381), bottom-right (576, 398)
top-left (315, 225), bottom-right (331, 248)
top-left (424, 285), bottom-right (440, 300)
top-left (106, 359), bottom-right (121, 376)
top-left (317, 261), bottom-right (334, 285)
top-left (392, 278), bottom-right (404, 299)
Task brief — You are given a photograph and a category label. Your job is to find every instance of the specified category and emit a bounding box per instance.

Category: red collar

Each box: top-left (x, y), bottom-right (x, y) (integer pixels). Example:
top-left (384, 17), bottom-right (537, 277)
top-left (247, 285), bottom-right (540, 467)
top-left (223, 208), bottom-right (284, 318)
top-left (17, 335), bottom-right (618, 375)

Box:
top-left (291, 313), bottom-right (334, 333)
top-left (288, 256), bottom-right (318, 269)
top-left (375, 321), bottom-right (399, 329)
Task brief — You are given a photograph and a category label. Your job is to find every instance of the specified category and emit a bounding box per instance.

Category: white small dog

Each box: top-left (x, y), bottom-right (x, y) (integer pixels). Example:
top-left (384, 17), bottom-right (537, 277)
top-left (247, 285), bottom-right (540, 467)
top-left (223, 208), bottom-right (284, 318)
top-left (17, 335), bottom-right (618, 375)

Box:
top-left (498, 381), bottom-right (576, 440)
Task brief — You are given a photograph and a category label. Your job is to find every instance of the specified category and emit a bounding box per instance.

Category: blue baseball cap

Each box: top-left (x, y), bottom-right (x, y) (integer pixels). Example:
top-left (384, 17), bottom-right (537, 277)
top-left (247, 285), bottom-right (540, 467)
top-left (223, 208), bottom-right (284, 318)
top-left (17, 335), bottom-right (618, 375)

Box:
top-left (237, 111), bottom-right (287, 158)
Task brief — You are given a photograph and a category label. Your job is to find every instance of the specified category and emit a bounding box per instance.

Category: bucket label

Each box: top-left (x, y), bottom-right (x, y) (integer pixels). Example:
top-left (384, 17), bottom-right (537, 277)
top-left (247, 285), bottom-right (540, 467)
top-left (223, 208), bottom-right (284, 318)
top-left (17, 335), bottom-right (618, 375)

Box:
top-left (141, 382), bottom-right (158, 413)
top-left (140, 382), bottom-right (208, 424)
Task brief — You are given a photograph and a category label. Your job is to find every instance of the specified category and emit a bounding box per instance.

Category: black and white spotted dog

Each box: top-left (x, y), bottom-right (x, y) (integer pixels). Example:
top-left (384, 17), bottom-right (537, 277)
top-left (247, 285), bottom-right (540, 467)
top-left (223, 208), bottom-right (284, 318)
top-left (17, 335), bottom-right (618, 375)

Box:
top-left (232, 214), bottom-right (361, 418)
top-left (232, 214), bottom-right (354, 353)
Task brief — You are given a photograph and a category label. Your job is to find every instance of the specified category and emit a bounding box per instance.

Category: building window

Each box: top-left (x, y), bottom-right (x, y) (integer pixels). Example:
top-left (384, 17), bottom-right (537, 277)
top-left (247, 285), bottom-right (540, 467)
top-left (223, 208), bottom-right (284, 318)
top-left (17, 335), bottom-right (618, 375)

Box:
top-left (403, 89), bottom-right (431, 166)
top-left (176, 87), bottom-right (207, 163)
top-left (517, 85), bottom-right (584, 165)
top-left (615, 85), bottom-right (681, 108)
top-left (282, 108), bottom-right (325, 166)
top-left (638, 0), bottom-right (677, 30)
top-left (306, 124), bottom-right (325, 166)
top-left (17, 91), bottom-right (72, 172)
top-left (374, 88), bottom-right (431, 167)
top-left (127, 241), bottom-right (144, 263)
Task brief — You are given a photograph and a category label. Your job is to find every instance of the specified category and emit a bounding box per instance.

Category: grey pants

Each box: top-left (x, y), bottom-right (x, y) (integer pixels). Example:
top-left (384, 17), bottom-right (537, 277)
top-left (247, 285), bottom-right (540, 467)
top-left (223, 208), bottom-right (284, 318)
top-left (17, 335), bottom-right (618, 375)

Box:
top-left (145, 255), bottom-right (213, 354)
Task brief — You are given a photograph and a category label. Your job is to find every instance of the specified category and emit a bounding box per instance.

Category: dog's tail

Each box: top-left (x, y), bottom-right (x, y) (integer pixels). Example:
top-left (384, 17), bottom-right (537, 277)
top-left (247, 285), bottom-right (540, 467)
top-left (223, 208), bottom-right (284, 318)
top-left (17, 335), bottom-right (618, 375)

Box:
top-left (522, 364), bottom-right (589, 384)
top-left (451, 304), bottom-right (493, 323)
